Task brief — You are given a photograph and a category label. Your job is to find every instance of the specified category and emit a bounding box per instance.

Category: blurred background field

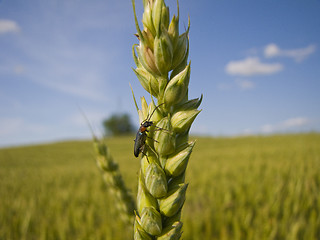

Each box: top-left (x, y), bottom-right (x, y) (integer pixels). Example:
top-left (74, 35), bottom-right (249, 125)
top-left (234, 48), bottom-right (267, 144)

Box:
top-left (0, 133), bottom-right (319, 240)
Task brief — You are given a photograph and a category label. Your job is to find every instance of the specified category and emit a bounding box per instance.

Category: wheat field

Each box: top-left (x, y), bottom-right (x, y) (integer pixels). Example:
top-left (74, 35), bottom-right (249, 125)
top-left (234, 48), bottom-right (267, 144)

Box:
top-left (0, 133), bottom-right (319, 240)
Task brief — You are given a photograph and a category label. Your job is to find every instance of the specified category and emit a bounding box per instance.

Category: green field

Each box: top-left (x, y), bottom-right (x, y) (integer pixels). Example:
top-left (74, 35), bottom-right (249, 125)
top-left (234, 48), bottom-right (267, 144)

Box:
top-left (1, 133), bottom-right (319, 240)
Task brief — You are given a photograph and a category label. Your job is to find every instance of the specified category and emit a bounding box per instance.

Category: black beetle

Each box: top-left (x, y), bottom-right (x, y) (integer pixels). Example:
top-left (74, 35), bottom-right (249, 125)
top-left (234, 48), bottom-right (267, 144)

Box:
top-left (134, 103), bottom-right (164, 157)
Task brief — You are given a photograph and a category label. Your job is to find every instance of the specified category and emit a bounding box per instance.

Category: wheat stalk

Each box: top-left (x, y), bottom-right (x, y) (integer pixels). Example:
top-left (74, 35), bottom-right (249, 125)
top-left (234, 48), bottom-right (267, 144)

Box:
top-left (131, 0), bottom-right (202, 238)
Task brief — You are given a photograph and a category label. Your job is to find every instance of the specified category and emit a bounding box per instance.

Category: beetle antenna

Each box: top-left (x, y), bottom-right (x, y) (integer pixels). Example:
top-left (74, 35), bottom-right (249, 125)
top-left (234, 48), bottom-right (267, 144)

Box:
top-left (147, 103), bottom-right (164, 121)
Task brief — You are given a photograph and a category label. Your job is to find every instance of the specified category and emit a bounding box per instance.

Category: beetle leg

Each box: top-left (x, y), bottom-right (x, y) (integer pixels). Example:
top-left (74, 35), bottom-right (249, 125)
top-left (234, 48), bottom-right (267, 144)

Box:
top-left (154, 126), bottom-right (171, 133)
top-left (146, 135), bottom-right (159, 143)
top-left (141, 146), bottom-right (150, 163)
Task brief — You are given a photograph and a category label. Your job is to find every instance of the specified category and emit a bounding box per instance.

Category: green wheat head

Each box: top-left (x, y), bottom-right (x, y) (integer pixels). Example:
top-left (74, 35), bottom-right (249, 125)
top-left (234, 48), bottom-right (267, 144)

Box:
top-left (131, 0), bottom-right (202, 239)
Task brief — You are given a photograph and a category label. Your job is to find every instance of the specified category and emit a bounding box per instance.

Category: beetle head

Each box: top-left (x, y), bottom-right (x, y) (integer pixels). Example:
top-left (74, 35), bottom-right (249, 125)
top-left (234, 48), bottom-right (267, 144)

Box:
top-left (142, 121), bottom-right (153, 128)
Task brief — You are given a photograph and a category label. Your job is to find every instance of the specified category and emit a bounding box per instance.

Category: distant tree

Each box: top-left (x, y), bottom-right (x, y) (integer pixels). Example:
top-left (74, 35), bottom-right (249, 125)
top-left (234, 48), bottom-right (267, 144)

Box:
top-left (102, 113), bottom-right (134, 136)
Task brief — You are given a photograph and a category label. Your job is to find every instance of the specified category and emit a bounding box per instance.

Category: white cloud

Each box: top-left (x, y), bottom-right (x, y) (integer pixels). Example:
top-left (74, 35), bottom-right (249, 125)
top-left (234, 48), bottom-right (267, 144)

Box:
top-left (264, 44), bottom-right (280, 58)
top-left (260, 124), bottom-right (275, 134)
top-left (225, 57), bottom-right (283, 76)
top-left (281, 117), bottom-right (309, 128)
top-left (0, 19), bottom-right (20, 34)
top-left (260, 117), bottom-right (310, 133)
top-left (264, 43), bottom-right (316, 62)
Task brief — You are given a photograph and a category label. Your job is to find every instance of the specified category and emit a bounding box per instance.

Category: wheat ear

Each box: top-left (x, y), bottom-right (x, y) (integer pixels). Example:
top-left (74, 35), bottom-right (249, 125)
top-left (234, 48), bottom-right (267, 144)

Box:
top-left (131, 0), bottom-right (202, 239)
top-left (94, 137), bottom-right (136, 224)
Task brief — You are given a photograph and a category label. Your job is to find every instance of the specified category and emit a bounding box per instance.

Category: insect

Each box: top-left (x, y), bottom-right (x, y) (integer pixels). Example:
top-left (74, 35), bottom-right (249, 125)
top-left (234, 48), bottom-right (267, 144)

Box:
top-left (134, 103), bottom-right (165, 158)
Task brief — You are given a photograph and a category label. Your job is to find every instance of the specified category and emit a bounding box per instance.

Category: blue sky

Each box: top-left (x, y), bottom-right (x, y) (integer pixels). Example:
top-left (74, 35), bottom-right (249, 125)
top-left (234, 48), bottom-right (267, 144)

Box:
top-left (0, 0), bottom-right (319, 147)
